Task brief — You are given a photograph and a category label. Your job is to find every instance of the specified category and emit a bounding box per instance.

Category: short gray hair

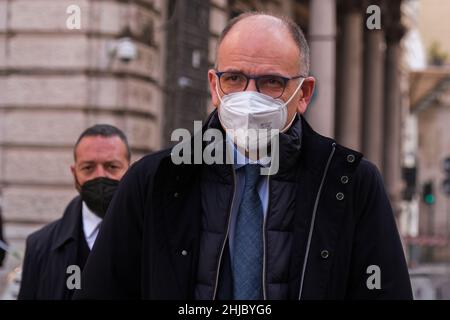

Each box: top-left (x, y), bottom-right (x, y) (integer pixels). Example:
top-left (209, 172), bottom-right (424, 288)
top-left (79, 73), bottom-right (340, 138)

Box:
top-left (216, 11), bottom-right (310, 76)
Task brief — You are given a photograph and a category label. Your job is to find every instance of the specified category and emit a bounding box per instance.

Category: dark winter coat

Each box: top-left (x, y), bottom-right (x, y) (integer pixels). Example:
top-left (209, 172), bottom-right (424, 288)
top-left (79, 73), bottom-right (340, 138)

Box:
top-left (75, 112), bottom-right (412, 300)
top-left (18, 196), bottom-right (87, 300)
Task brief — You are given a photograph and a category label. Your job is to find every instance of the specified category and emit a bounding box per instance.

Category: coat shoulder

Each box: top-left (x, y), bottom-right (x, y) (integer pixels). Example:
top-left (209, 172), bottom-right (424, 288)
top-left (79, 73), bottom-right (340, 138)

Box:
top-left (354, 158), bottom-right (384, 189)
top-left (126, 148), bottom-right (172, 181)
top-left (25, 196), bottom-right (80, 255)
top-left (25, 219), bottom-right (61, 255)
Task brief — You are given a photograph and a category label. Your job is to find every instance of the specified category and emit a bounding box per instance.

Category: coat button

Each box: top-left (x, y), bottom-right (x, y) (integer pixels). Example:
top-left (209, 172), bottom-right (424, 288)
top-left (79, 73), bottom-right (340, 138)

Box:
top-left (341, 176), bottom-right (349, 184)
top-left (181, 250), bottom-right (188, 256)
top-left (321, 250), bottom-right (330, 259)
top-left (347, 154), bottom-right (355, 163)
top-left (336, 192), bottom-right (345, 201)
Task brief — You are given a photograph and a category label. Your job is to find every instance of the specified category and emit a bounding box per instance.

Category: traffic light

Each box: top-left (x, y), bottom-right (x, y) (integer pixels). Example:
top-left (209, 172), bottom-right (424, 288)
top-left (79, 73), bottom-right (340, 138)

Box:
top-left (444, 178), bottom-right (450, 195)
top-left (423, 182), bottom-right (435, 205)
top-left (443, 157), bottom-right (450, 196)
top-left (402, 166), bottom-right (416, 201)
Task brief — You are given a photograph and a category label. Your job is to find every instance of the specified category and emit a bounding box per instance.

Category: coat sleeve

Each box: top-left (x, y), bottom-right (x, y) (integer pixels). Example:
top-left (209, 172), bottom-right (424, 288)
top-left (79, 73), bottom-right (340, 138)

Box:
top-left (73, 154), bottom-right (158, 300)
top-left (345, 159), bottom-right (413, 300)
top-left (18, 235), bottom-right (40, 300)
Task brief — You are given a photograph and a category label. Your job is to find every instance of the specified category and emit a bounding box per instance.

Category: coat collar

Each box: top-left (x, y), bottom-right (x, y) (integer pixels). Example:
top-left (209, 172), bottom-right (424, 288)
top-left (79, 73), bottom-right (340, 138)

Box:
top-left (51, 196), bottom-right (82, 251)
top-left (200, 110), bottom-right (304, 180)
top-left (298, 115), bottom-right (363, 177)
top-left (167, 110), bottom-right (363, 182)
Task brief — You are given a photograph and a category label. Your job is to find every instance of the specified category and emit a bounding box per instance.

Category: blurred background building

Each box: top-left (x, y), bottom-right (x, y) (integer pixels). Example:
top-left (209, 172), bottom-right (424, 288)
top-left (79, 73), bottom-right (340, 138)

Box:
top-left (402, 0), bottom-right (450, 298)
top-left (0, 0), bottom-right (449, 298)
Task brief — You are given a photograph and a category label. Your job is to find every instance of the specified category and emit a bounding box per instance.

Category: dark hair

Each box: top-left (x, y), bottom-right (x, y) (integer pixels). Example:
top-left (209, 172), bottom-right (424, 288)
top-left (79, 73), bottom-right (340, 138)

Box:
top-left (74, 124), bottom-right (131, 162)
top-left (216, 11), bottom-right (310, 76)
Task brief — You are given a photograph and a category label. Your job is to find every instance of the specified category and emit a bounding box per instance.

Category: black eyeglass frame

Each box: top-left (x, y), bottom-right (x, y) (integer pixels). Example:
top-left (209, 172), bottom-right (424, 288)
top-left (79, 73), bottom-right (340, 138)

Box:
top-left (215, 71), bottom-right (307, 99)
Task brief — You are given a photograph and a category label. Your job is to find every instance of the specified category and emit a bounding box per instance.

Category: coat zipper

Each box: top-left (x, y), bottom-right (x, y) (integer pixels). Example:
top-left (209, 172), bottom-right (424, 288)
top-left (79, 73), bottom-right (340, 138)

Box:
top-left (262, 176), bottom-right (270, 300)
top-left (212, 167), bottom-right (237, 300)
top-left (298, 143), bottom-right (336, 300)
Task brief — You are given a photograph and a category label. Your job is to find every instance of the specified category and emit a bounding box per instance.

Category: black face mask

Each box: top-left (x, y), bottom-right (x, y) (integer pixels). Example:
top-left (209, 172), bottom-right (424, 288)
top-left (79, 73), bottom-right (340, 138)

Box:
top-left (80, 177), bottom-right (119, 219)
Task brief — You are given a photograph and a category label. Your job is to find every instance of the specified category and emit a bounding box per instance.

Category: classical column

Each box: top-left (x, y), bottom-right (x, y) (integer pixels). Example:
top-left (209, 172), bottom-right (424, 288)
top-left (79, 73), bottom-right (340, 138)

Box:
top-left (383, 0), bottom-right (405, 209)
top-left (362, 1), bottom-right (385, 171)
top-left (336, 0), bottom-right (363, 150)
top-left (306, 0), bottom-right (336, 138)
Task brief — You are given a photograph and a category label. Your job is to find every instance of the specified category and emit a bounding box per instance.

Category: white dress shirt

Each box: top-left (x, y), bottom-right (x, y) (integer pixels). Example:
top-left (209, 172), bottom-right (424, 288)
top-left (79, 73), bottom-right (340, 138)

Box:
top-left (82, 202), bottom-right (102, 250)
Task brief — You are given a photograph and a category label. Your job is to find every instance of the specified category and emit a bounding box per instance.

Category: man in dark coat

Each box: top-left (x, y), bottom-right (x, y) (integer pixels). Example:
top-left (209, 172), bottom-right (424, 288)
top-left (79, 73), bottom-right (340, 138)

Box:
top-left (18, 125), bottom-right (131, 300)
top-left (76, 13), bottom-right (412, 300)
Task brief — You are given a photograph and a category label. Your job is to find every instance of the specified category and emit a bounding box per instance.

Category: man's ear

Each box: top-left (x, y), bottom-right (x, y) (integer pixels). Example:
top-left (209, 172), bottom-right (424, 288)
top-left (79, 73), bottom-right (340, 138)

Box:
top-left (70, 165), bottom-right (80, 192)
top-left (208, 69), bottom-right (220, 108)
top-left (297, 77), bottom-right (316, 115)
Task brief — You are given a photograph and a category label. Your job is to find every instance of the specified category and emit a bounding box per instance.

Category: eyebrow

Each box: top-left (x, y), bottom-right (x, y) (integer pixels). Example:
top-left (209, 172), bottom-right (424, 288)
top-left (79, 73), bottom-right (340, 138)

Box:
top-left (77, 161), bottom-right (95, 168)
top-left (220, 69), bottom-right (286, 76)
top-left (78, 161), bottom-right (95, 165)
top-left (78, 159), bottom-right (121, 166)
top-left (220, 68), bottom-right (242, 73)
top-left (104, 160), bottom-right (124, 166)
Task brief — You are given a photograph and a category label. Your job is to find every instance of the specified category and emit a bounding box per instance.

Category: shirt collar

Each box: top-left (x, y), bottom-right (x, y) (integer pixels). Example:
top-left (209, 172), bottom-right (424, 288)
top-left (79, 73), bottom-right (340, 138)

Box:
top-left (82, 201), bottom-right (102, 239)
top-left (226, 138), bottom-right (272, 170)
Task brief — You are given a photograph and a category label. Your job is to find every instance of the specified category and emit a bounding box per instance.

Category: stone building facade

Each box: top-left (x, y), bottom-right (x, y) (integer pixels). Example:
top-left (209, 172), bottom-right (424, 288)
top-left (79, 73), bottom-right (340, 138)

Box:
top-left (409, 70), bottom-right (450, 262)
top-left (0, 0), bottom-right (165, 254)
top-left (400, 0), bottom-right (450, 263)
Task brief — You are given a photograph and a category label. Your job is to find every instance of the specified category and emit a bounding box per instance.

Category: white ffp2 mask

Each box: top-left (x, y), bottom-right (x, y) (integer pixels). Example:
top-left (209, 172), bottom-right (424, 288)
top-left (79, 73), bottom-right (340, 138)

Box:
top-left (217, 78), bottom-right (304, 152)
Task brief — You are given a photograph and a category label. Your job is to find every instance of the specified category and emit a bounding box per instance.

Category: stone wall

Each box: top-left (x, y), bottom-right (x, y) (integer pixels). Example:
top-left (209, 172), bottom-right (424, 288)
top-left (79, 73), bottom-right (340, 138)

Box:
top-left (0, 0), bottom-right (167, 294)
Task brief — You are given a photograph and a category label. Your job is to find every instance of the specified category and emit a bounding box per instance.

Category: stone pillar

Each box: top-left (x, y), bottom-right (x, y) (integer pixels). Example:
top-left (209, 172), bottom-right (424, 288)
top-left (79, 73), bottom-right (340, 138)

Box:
top-left (306, 0), bottom-right (336, 138)
top-left (383, 0), bottom-right (405, 210)
top-left (362, 1), bottom-right (385, 171)
top-left (280, 0), bottom-right (295, 18)
top-left (336, 0), bottom-right (363, 150)
top-left (207, 0), bottom-right (229, 115)
top-left (163, 0), bottom-right (210, 146)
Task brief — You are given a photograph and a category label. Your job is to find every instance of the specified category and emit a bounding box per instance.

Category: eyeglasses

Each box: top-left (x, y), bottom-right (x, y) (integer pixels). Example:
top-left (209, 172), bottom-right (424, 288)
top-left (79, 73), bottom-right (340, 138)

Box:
top-left (215, 71), bottom-right (305, 99)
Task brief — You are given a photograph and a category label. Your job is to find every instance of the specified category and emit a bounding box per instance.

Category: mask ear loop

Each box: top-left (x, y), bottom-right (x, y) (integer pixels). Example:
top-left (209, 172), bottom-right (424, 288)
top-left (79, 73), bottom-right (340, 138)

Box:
top-left (215, 76), bottom-right (234, 147)
top-left (215, 75), bottom-right (254, 156)
top-left (281, 77), bottom-right (306, 133)
top-left (215, 76), bottom-right (225, 105)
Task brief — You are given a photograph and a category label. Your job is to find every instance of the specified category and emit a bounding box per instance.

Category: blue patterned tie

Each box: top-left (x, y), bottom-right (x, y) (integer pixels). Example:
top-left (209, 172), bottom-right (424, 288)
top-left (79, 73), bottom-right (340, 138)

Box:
top-left (233, 164), bottom-right (263, 300)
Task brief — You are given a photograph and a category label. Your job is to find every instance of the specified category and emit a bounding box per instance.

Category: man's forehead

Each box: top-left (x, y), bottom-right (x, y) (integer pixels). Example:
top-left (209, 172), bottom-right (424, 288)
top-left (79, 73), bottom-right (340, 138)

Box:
top-left (221, 15), bottom-right (290, 47)
top-left (75, 136), bottom-right (126, 159)
top-left (217, 15), bottom-right (300, 72)
top-left (233, 14), bottom-right (285, 29)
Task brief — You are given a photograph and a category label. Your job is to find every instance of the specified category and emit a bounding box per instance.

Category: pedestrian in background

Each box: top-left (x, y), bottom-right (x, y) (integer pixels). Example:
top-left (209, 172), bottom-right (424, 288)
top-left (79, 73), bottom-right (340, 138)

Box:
top-left (18, 124), bottom-right (131, 300)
